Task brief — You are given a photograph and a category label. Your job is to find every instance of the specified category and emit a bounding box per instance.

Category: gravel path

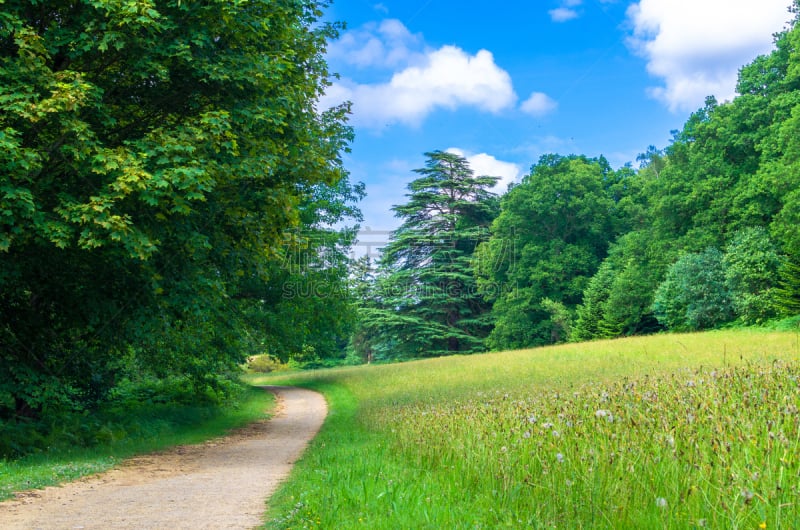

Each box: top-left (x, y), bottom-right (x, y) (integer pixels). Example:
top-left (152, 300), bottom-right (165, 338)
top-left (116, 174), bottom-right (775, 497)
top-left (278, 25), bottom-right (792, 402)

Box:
top-left (0, 386), bottom-right (327, 530)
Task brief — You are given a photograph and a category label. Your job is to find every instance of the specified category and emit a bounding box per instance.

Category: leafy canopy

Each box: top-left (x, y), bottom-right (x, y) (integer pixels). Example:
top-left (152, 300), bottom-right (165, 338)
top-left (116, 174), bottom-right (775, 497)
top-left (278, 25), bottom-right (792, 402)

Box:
top-left (0, 0), bottom-right (355, 427)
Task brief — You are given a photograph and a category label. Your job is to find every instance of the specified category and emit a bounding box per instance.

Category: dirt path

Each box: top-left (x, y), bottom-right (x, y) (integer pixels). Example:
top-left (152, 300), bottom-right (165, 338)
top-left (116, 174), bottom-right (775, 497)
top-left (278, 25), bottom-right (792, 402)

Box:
top-left (0, 386), bottom-right (327, 530)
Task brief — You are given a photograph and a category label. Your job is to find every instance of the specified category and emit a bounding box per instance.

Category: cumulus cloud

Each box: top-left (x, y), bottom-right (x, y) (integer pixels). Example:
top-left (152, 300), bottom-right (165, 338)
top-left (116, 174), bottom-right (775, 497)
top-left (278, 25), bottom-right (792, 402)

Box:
top-left (446, 148), bottom-right (522, 192)
top-left (627, 0), bottom-right (793, 112)
top-left (322, 45), bottom-right (517, 128)
top-left (326, 19), bottom-right (422, 69)
top-left (520, 92), bottom-right (558, 116)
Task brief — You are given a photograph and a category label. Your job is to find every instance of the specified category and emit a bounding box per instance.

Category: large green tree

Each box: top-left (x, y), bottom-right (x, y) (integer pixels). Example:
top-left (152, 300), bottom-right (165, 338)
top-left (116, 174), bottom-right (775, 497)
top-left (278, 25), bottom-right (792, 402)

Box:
top-left (0, 0), bottom-right (352, 420)
top-left (476, 155), bottom-right (623, 349)
top-left (355, 151), bottom-right (498, 360)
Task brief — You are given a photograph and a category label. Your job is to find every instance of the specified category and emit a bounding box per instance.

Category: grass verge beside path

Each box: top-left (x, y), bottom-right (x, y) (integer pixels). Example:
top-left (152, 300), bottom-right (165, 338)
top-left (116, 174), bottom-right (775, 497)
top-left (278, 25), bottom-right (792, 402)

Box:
top-left (0, 385), bottom-right (275, 501)
top-left (252, 329), bottom-right (800, 529)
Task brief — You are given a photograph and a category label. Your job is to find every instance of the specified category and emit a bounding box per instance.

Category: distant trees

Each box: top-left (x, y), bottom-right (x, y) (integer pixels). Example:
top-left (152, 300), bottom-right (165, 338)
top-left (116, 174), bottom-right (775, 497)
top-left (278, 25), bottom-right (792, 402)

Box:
top-left (346, 9), bottom-right (800, 361)
top-left (351, 151), bottom-right (498, 360)
top-left (570, 10), bottom-right (800, 340)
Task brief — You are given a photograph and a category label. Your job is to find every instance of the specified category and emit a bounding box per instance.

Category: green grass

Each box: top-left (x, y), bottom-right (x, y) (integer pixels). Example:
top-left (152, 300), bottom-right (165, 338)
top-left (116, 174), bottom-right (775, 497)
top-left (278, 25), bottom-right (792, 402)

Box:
top-left (0, 385), bottom-right (275, 501)
top-left (250, 329), bottom-right (800, 529)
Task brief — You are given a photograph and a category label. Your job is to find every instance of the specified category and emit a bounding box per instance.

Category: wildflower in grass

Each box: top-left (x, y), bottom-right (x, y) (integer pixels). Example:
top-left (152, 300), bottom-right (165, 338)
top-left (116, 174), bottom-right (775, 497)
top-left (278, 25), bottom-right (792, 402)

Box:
top-left (741, 489), bottom-right (755, 504)
top-left (686, 380), bottom-right (696, 387)
top-left (556, 453), bottom-right (564, 463)
top-left (759, 522), bottom-right (767, 529)
top-left (595, 409), bottom-right (613, 422)
top-left (528, 414), bottom-right (537, 424)
top-left (656, 497), bottom-right (668, 508)
top-left (523, 430), bottom-right (531, 439)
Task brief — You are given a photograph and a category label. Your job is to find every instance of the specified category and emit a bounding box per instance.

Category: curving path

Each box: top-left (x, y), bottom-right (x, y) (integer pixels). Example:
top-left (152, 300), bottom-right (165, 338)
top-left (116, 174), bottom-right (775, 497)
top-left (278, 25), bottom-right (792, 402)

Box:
top-left (0, 386), bottom-right (327, 530)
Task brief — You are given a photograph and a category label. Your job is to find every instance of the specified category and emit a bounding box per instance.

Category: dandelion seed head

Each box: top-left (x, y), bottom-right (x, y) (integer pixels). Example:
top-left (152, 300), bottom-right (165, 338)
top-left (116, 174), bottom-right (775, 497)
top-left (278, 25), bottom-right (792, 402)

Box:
top-left (556, 452), bottom-right (564, 463)
top-left (655, 497), bottom-right (668, 508)
top-left (741, 489), bottom-right (755, 504)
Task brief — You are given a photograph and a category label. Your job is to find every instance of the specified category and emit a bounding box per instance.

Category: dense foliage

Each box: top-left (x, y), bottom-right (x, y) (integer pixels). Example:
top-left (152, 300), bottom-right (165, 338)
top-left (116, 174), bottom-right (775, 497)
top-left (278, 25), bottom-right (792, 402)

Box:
top-left (574, 7), bottom-right (800, 342)
top-left (474, 154), bottom-right (625, 349)
top-left (0, 0), bottom-right (359, 453)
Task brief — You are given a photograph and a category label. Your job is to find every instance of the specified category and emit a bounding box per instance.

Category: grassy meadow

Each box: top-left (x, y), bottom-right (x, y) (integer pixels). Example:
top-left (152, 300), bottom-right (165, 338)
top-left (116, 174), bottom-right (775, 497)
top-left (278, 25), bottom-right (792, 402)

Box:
top-left (250, 329), bottom-right (800, 529)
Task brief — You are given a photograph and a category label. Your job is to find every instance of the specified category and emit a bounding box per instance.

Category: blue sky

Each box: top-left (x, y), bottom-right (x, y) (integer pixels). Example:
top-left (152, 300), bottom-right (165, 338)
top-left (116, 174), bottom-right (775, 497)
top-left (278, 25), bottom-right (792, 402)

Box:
top-left (319, 0), bottom-right (795, 239)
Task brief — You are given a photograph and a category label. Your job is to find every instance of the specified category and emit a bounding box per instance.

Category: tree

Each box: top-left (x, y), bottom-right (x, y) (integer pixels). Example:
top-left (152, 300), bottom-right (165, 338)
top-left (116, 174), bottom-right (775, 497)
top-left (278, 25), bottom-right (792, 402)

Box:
top-left (571, 230), bottom-right (670, 341)
top-left (652, 248), bottom-right (735, 331)
top-left (357, 151), bottom-right (499, 360)
top-left (238, 180), bottom-right (365, 365)
top-left (773, 257), bottom-right (800, 316)
top-left (723, 227), bottom-right (781, 324)
top-left (0, 0), bottom-right (352, 422)
top-left (476, 155), bottom-right (622, 349)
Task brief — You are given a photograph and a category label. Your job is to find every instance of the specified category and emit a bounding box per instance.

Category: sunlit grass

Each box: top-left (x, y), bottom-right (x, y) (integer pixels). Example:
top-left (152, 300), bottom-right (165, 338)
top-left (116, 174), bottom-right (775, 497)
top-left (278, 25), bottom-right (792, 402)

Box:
top-left (253, 329), bottom-right (800, 529)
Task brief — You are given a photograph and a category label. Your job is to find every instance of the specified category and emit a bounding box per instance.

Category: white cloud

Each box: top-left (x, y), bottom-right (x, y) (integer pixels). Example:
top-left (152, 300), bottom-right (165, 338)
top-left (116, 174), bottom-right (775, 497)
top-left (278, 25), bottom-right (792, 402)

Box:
top-left (520, 92), bottom-right (558, 116)
top-left (327, 19), bottom-right (422, 69)
top-left (627, 0), bottom-right (793, 112)
top-left (549, 7), bottom-right (580, 22)
top-left (446, 148), bottom-right (522, 193)
top-left (322, 45), bottom-right (517, 128)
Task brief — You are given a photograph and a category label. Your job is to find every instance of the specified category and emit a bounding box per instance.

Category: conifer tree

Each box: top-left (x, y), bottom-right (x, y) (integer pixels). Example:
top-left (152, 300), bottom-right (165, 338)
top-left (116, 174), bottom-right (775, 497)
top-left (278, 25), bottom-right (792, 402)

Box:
top-left (774, 257), bottom-right (800, 316)
top-left (360, 151), bottom-right (499, 359)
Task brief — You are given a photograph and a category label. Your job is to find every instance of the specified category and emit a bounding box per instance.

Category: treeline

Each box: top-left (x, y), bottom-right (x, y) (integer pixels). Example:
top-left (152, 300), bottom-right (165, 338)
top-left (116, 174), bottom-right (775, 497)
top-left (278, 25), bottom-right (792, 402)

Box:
top-left (0, 0), bottom-right (361, 455)
top-left (351, 7), bottom-right (800, 360)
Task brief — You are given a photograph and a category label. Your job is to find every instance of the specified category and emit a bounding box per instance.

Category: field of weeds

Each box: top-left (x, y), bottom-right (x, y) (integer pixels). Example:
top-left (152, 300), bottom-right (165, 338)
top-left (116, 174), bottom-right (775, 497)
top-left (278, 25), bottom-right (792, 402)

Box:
top-left (252, 330), bottom-right (800, 529)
